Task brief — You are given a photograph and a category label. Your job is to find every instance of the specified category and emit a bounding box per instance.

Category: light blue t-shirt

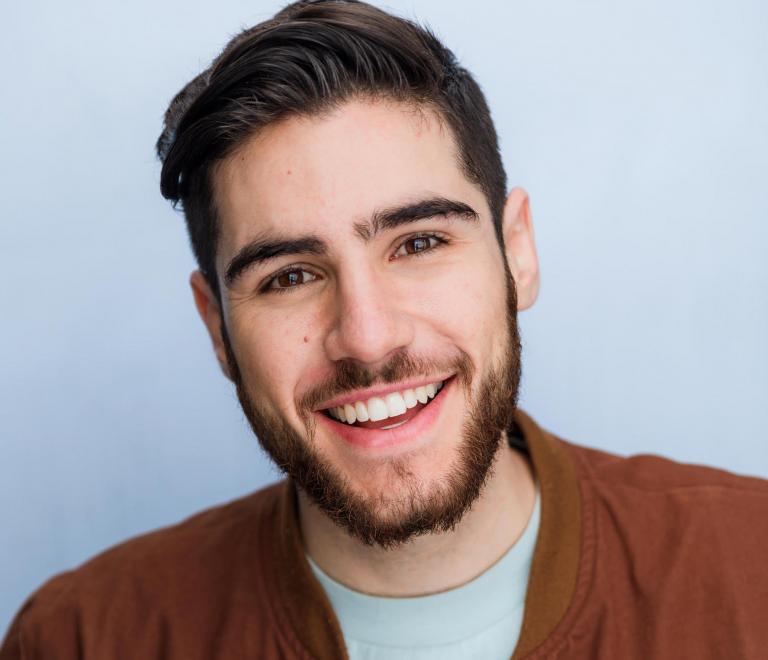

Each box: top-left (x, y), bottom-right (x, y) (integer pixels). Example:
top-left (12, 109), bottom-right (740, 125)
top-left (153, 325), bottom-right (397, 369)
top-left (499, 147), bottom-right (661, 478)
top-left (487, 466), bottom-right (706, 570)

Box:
top-left (308, 484), bottom-right (541, 660)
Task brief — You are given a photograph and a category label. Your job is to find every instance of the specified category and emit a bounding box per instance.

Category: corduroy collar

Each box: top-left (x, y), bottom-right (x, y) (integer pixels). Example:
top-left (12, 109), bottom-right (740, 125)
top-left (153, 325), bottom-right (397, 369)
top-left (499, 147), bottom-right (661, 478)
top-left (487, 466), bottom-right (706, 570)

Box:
top-left (267, 409), bottom-right (583, 659)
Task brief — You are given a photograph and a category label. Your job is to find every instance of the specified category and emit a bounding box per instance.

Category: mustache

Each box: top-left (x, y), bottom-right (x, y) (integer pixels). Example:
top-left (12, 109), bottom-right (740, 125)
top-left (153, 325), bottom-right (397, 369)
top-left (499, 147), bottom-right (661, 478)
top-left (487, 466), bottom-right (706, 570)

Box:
top-left (298, 349), bottom-right (475, 416)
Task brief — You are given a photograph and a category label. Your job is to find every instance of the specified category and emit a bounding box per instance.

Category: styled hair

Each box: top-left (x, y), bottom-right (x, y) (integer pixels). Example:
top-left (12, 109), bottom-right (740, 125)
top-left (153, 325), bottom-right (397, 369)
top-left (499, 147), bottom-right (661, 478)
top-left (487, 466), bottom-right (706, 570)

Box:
top-left (157, 0), bottom-right (507, 299)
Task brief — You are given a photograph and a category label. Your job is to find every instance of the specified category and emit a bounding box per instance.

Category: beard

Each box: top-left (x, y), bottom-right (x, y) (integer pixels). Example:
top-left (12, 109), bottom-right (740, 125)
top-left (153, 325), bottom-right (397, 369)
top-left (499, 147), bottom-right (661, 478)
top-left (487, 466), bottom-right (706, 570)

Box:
top-left (222, 268), bottom-right (522, 549)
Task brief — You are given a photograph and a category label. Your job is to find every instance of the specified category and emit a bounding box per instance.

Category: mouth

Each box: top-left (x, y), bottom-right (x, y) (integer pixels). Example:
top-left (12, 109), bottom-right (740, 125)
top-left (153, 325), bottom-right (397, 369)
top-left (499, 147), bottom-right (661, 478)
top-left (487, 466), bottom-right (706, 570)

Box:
top-left (315, 377), bottom-right (453, 451)
top-left (323, 379), bottom-right (445, 430)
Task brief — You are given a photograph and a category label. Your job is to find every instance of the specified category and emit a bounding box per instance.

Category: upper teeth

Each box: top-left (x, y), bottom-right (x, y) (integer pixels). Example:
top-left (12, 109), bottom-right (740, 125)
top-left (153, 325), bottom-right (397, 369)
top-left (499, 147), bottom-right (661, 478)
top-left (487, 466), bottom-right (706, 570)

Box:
top-left (327, 381), bottom-right (444, 425)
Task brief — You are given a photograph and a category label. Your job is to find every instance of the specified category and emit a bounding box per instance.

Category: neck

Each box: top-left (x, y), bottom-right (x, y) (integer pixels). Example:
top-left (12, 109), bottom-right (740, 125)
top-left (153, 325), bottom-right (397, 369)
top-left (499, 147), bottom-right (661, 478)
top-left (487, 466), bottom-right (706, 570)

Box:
top-left (298, 439), bottom-right (537, 597)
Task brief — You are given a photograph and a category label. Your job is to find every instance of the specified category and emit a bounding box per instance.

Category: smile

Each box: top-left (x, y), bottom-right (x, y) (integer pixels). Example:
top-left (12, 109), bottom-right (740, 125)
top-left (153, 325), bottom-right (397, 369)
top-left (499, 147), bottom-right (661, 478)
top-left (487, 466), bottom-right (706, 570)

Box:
top-left (315, 377), bottom-right (454, 451)
top-left (324, 380), bottom-right (445, 427)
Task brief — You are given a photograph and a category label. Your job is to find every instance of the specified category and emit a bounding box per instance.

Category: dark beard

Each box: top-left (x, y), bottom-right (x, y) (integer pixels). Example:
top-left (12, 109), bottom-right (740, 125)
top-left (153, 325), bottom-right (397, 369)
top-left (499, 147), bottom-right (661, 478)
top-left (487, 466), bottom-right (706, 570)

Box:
top-left (222, 271), bottom-right (522, 549)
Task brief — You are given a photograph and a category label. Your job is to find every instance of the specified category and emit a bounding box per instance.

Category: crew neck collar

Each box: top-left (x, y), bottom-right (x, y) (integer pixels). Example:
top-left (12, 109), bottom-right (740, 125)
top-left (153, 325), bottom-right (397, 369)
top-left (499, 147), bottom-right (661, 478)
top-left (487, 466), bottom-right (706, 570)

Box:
top-left (306, 483), bottom-right (540, 647)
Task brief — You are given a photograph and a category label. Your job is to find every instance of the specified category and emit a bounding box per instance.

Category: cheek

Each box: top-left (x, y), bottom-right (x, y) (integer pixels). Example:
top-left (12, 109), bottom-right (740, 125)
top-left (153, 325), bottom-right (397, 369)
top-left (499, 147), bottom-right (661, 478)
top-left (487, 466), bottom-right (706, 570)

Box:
top-left (406, 257), bottom-right (507, 360)
top-left (228, 306), bottom-right (317, 404)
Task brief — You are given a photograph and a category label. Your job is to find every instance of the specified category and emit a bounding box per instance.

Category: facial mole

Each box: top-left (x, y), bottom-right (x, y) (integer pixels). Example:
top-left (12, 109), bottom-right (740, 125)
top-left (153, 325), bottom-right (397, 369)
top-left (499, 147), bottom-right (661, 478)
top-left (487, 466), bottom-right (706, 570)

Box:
top-left (303, 336), bottom-right (309, 343)
top-left (286, 169), bottom-right (292, 175)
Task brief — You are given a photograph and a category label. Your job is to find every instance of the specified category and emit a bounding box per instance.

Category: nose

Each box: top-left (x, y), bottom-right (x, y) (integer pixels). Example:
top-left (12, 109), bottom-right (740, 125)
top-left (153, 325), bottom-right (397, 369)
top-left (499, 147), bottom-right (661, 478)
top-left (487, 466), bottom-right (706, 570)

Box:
top-left (323, 264), bottom-right (415, 366)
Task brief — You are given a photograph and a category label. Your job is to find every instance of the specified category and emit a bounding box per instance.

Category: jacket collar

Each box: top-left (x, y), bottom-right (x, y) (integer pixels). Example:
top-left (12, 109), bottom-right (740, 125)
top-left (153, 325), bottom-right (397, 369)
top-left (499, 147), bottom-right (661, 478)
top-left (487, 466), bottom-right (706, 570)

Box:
top-left (268, 408), bottom-right (583, 659)
top-left (511, 409), bottom-right (582, 658)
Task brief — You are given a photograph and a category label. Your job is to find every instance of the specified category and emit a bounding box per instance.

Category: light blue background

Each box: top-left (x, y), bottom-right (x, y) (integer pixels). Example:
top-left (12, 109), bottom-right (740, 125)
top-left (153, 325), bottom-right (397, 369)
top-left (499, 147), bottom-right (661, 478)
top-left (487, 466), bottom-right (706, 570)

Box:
top-left (1, 0), bottom-right (766, 634)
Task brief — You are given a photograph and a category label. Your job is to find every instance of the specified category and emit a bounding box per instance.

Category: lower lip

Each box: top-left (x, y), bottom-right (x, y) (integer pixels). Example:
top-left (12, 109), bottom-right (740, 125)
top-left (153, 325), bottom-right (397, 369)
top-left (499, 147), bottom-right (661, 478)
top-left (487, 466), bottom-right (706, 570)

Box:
top-left (315, 378), bottom-right (454, 452)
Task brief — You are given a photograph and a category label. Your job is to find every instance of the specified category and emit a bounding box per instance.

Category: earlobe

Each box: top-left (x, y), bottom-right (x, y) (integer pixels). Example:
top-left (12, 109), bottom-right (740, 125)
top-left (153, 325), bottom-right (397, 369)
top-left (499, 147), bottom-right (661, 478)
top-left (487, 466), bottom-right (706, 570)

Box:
top-left (501, 187), bottom-right (540, 311)
top-left (189, 271), bottom-right (234, 381)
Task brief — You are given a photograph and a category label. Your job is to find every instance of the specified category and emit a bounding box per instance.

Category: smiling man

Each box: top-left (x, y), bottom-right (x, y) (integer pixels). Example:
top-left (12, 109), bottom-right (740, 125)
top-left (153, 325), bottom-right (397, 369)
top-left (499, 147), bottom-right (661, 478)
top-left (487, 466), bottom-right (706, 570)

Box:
top-left (3, 1), bottom-right (768, 659)
top-left (206, 96), bottom-right (534, 557)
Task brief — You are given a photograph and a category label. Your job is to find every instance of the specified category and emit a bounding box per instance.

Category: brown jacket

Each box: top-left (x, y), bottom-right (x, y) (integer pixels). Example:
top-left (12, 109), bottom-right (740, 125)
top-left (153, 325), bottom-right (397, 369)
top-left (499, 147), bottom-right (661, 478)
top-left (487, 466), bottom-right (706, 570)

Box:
top-left (3, 410), bottom-right (767, 659)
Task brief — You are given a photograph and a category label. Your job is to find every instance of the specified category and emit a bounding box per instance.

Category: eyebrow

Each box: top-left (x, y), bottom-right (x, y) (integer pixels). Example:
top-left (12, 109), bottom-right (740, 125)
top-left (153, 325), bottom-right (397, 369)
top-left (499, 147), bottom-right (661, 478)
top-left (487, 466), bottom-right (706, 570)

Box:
top-left (224, 196), bottom-right (479, 288)
top-left (355, 196), bottom-right (479, 241)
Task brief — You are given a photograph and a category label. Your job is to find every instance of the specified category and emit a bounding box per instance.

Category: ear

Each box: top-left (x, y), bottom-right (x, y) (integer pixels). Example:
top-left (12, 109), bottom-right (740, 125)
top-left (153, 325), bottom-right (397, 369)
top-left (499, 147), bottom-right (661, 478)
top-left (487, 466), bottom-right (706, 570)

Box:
top-left (501, 187), bottom-right (540, 311)
top-left (190, 270), bottom-right (234, 381)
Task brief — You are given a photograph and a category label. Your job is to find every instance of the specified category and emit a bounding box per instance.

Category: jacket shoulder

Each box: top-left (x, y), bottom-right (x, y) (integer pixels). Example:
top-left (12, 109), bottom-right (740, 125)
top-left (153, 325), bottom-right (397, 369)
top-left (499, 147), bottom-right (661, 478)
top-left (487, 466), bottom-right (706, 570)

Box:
top-left (60, 478), bottom-right (285, 592)
top-left (562, 438), bottom-right (768, 534)
top-left (1, 480), bottom-right (289, 659)
top-left (564, 438), bottom-right (768, 493)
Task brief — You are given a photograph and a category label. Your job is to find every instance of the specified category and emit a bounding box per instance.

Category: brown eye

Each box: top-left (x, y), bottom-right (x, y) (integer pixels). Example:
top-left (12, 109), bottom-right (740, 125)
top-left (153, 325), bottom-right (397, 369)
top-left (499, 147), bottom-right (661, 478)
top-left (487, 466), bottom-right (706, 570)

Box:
top-left (268, 268), bottom-right (317, 291)
top-left (406, 237), bottom-right (431, 254)
top-left (394, 234), bottom-right (442, 258)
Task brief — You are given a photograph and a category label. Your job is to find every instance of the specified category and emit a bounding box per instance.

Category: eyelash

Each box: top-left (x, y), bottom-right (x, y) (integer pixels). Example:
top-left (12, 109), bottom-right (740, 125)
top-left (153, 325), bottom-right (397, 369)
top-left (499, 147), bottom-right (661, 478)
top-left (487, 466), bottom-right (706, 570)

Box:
top-left (391, 233), bottom-right (450, 260)
top-left (259, 266), bottom-right (317, 295)
top-left (259, 232), bottom-right (450, 295)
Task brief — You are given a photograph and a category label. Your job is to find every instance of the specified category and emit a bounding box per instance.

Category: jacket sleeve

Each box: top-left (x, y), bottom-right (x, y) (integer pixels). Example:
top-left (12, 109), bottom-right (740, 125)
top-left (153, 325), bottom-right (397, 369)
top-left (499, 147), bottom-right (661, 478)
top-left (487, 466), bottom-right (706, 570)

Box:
top-left (0, 609), bottom-right (24, 660)
top-left (0, 573), bottom-right (81, 660)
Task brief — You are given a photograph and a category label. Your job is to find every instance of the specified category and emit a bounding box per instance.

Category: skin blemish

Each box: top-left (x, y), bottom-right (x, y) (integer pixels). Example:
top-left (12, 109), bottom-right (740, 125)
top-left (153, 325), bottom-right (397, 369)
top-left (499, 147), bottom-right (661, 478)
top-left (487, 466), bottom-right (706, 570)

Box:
top-left (303, 335), bottom-right (309, 343)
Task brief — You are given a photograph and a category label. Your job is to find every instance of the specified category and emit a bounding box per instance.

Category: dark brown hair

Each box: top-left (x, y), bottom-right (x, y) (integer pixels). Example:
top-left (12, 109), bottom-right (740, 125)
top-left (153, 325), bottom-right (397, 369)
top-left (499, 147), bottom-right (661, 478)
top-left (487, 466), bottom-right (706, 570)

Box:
top-left (157, 0), bottom-right (507, 299)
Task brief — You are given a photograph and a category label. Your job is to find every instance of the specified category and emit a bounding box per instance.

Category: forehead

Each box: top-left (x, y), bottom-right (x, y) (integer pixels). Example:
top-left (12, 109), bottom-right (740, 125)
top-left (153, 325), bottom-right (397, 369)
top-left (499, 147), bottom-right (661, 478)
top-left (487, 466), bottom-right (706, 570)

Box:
top-left (212, 98), bottom-right (485, 258)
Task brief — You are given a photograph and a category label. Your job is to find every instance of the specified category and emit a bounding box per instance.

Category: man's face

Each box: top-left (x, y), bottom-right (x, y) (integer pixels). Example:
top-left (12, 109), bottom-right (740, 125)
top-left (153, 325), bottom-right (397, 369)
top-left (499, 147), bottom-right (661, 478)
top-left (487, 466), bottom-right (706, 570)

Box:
top-left (204, 99), bottom-right (527, 546)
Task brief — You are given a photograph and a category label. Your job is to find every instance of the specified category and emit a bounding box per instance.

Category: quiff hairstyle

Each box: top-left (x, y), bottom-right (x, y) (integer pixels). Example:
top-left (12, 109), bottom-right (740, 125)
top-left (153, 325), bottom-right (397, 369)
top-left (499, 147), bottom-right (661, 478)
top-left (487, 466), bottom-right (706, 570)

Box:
top-left (157, 0), bottom-right (507, 300)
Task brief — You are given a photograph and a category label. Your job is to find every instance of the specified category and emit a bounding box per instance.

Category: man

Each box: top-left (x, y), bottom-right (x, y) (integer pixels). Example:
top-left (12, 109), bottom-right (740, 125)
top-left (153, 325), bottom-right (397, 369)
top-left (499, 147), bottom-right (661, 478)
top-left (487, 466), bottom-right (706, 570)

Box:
top-left (2, 1), bottom-right (767, 658)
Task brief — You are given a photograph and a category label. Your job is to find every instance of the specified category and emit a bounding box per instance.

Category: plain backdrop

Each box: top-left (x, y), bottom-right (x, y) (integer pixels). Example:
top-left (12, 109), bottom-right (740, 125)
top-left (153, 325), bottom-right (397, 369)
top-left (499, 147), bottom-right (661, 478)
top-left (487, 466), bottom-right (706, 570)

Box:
top-left (1, 0), bottom-right (766, 633)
